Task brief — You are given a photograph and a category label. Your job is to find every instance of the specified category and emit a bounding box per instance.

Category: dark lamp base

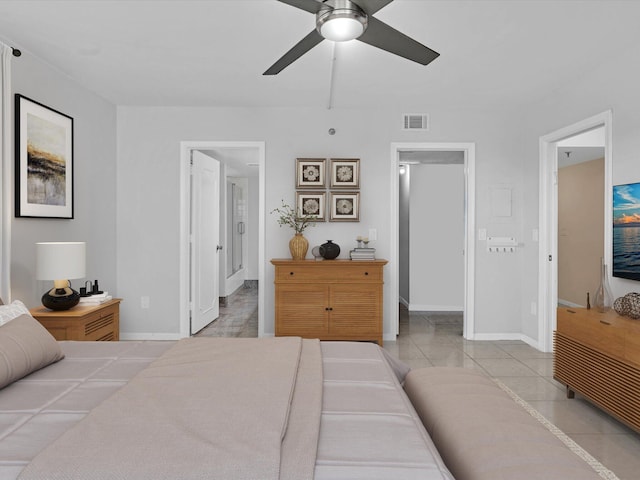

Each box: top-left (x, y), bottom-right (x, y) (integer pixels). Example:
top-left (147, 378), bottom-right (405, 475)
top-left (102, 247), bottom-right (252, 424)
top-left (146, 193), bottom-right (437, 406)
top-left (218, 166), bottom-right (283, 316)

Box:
top-left (42, 287), bottom-right (80, 311)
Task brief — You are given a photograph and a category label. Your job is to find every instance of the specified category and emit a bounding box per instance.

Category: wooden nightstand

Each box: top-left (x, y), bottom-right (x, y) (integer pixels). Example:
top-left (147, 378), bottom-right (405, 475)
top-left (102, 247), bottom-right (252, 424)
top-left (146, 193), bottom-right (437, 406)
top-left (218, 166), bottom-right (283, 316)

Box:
top-left (29, 298), bottom-right (121, 341)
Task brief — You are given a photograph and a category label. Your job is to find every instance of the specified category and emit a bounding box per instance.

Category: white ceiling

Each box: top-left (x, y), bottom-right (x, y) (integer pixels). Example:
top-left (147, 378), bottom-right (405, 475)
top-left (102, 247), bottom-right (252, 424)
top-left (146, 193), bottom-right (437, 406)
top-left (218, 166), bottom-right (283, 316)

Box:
top-left (1, 1), bottom-right (639, 110)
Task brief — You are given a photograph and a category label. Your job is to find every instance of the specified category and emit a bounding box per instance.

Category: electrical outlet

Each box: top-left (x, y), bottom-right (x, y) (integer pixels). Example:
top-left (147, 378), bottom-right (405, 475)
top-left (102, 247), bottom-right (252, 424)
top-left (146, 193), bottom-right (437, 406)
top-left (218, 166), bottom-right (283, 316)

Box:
top-left (141, 296), bottom-right (150, 309)
top-left (368, 228), bottom-right (377, 241)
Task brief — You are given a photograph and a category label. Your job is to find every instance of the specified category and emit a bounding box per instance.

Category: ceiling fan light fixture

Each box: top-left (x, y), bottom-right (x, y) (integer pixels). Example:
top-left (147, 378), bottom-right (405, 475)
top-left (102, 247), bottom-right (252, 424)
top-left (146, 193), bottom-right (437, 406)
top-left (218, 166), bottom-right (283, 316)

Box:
top-left (316, 1), bottom-right (368, 42)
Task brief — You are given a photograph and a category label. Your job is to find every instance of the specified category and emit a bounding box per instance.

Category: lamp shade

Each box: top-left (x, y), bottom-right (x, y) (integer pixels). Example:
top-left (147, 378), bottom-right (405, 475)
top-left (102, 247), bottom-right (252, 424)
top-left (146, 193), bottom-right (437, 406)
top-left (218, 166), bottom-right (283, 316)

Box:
top-left (36, 242), bottom-right (86, 281)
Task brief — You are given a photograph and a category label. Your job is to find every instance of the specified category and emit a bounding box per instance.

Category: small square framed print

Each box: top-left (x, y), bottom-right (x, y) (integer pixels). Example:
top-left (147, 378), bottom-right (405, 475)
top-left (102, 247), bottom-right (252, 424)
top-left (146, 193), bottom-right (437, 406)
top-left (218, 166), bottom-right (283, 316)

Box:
top-left (296, 191), bottom-right (326, 221)
top-left (330, 158), bottom-right (359, 189)
top-left (296, 158), bottom-right (326, 188)
top-left (329, 192), bottom-right (359, 222)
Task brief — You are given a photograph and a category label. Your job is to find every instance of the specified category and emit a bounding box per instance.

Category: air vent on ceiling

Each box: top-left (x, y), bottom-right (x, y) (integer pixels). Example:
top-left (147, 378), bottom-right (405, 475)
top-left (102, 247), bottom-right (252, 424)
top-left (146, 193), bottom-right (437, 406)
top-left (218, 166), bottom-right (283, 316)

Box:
top-left (402, 114), bottom-right (429, 131)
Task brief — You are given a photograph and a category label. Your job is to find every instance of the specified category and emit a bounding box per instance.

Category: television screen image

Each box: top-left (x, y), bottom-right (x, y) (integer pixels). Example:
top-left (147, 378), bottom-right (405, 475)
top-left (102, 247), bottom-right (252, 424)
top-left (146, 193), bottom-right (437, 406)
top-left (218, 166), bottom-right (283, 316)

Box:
top-left (613, 182), bottom-right (640, 280)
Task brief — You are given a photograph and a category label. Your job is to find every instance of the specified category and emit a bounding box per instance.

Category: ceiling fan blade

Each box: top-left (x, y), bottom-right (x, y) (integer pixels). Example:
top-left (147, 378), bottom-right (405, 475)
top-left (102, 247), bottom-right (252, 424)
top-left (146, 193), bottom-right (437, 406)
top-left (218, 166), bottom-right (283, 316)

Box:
top-left (263, 29), bottom-right (325, 75)
top-left (277, 0), bottom-right (325, 14)
top-left (357, 16), bottom-right (439, 66)
top-left (354, 0), bottom-right (394, 15)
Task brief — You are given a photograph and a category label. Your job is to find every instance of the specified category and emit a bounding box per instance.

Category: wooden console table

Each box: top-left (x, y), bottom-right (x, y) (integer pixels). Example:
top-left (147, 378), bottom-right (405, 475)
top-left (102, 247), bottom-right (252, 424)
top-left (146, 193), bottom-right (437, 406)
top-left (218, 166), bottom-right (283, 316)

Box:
top-left (555, 306), bottom-right (640, 433)
top-left (30, 298), bottom-right (121, 341)
top-left (272, 259), bottom-right (387, 345)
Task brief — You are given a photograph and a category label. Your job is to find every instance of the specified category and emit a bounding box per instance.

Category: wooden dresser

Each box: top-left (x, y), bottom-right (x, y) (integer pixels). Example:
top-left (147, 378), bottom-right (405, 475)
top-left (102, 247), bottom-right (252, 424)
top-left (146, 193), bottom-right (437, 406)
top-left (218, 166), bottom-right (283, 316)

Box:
top-left (555, 306), bottom-right (640, 432)
top-left (272, 259), bottom-right (387, 345)
top-left (30, 299), bottom-right (121, 341)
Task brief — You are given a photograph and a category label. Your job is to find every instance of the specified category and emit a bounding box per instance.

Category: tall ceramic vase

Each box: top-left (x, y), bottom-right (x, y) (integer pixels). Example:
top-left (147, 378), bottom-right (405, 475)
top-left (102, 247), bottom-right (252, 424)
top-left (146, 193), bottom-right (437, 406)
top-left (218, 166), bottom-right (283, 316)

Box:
top-left (289, 233), bottom-right (309, 260)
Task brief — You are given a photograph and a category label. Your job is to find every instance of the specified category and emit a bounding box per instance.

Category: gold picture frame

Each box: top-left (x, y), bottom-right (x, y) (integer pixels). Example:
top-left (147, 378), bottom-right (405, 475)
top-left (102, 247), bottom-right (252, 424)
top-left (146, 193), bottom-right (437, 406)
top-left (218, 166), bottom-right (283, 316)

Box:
top-left (330, 158), bottom-right (359, 189)
top-left (296, 158), bottom-right (326, 188)
top-left (296, 191), bottom-right (326, 221)
top-left (329, 192), bottom-right (359, 222)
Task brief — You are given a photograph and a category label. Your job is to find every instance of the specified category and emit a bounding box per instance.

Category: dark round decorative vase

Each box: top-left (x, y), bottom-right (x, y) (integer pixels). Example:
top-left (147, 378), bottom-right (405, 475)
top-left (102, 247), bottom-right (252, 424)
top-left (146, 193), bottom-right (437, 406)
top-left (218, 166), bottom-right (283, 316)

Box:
top-left (42, 287), bottom-right (80, 311)
top-left (319, 240), bottom-right (340, 260)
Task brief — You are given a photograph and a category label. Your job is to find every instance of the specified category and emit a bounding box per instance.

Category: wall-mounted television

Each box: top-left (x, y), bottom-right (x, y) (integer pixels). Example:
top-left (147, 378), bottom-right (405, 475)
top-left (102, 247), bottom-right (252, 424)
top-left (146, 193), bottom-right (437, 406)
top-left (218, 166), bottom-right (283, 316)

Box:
top-left (613, 182), bottom-right (640, 281)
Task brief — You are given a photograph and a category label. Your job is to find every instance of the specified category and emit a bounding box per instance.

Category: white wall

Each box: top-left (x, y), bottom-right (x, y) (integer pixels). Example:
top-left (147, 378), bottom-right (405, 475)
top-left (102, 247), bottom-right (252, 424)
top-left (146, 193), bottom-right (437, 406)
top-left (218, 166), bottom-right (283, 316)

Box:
top-left (520, 41), bottom-right (640, 340)
top-left (247, 175), bottom-right (259, 281)
top-left (6, 17), bottom-right (640, 347)
top-left (116, 105), bottom-right (525, 340)
top-left (409, 163), bottom-right (464, 311)
top-left (10, 50), bottom-right (117, 307)
top-left (398, 166), bottom-right (410, 305)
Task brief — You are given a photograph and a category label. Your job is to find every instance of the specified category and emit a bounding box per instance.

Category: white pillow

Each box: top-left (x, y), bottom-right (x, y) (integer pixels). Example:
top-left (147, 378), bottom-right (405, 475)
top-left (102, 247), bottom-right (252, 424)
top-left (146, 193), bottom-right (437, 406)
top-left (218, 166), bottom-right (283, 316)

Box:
top-left (0, 300), bottom-right (31, 326)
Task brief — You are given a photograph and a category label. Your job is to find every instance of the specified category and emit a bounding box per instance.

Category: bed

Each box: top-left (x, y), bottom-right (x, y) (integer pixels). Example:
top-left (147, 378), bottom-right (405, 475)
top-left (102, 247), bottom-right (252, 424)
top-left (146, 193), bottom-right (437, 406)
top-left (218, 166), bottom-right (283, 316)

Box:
top-left (0, 307), bottom-right (453, 480)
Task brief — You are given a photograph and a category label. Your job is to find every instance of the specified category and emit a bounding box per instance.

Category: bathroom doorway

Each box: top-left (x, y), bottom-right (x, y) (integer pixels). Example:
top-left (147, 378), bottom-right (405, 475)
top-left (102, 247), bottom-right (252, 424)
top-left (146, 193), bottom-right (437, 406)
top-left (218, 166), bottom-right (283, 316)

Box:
top-left (179, 141), bottom-right (265, 338)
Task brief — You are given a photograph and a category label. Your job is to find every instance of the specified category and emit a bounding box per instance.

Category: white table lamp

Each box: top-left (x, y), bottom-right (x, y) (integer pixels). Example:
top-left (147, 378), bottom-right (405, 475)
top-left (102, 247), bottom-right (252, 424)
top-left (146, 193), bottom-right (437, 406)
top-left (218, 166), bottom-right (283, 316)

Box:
top-left (36, 242), bottom-right (86, 310)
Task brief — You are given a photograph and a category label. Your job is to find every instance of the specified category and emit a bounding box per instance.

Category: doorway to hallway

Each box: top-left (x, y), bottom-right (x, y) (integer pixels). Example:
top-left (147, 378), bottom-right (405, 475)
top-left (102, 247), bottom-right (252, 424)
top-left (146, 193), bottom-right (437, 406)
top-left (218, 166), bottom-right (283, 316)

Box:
top-left (389, 142), bottom-right (476, 341)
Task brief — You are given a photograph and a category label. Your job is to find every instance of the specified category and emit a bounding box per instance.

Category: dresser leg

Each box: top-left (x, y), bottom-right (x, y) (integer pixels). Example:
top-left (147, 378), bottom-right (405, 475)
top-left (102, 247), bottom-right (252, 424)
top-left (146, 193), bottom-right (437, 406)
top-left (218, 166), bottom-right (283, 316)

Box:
top-left (566, 385), bottom-right (575, 399)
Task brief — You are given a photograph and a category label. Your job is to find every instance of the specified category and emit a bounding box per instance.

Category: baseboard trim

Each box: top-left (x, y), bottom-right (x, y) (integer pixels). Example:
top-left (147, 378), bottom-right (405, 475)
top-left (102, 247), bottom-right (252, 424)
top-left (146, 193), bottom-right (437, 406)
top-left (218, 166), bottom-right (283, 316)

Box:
top-left (472, 332), bottom-right (540, 349)
top-left (558, 298), bottom-right (585, 308)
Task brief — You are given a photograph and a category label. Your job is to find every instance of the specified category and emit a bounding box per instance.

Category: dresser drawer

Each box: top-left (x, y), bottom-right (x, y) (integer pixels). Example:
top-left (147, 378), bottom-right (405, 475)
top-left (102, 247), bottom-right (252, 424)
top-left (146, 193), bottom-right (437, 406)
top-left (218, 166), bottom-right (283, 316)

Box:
top-left (275, 264), bottom-right (381, 283)
top-left (557, 308), bottom-right (625, 358)
top-left (625, 320), bottom-right (640, 367)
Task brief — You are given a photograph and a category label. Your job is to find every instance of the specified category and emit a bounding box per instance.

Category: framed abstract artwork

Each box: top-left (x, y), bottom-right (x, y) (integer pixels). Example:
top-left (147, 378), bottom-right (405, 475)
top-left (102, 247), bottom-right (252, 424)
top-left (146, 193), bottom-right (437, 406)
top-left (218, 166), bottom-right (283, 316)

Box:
top-left (296, 158), bottom-right (326, 189)
top-left (15, 94), bottom-right (74, 218)
top-left (330, 158), bottom-right (359, 189)
top-left (329, 192), bottom-right (359, 222)
top-left (296, 191), bottom-right (326, 221)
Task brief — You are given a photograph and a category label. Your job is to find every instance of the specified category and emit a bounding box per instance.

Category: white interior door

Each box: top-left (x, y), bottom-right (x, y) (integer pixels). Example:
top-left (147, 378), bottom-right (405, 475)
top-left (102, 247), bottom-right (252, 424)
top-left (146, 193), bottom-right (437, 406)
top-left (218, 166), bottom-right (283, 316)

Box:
top-left (190, 150), bottom-right (220, 334)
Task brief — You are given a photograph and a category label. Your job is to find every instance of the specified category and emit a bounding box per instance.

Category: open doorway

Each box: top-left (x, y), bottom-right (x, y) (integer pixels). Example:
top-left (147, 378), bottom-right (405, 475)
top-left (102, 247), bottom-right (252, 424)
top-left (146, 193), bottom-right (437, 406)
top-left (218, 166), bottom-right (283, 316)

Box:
top-left (390, 143), bottom-right (476, 341)
top-left (179, 141), bottom-right (265, 339)
top-left (557, 133), bottom-right (605, 309)
top-left (538, 111), bottom-right (612, 352)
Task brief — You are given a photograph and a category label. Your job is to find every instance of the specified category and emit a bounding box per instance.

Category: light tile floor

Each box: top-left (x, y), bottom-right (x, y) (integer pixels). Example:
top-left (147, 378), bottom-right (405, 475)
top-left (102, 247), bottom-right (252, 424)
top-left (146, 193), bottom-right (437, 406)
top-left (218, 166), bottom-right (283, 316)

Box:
top-left (195, 285), bottom-right (258, 338)
top-left (389, 308), bottom-right (640, 480)
top-left (195, 289), bottom-right (640, 480)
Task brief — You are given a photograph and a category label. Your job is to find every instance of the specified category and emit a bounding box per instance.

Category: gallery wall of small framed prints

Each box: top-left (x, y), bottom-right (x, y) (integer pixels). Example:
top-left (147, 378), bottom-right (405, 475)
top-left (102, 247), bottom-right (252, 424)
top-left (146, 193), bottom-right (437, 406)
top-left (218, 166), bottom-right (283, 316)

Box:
top-left (295, 158), bottom-right (360, 222)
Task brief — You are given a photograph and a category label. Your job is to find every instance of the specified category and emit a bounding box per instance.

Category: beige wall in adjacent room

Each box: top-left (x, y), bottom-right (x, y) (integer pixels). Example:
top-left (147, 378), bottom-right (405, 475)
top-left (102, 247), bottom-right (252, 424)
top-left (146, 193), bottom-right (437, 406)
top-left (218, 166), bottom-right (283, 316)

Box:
top-left (558, 158), bottom-right (604, 307)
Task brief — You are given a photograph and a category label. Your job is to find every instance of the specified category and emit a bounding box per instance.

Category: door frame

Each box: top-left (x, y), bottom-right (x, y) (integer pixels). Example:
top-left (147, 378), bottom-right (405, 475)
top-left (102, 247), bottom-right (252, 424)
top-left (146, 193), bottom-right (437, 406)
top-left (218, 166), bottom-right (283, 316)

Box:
top-left (389, 142), bottom-right (476, 340)
top-left (538, 110), bottom-right (612, 352)
top-left (179, 141), bottom-right (266, 338)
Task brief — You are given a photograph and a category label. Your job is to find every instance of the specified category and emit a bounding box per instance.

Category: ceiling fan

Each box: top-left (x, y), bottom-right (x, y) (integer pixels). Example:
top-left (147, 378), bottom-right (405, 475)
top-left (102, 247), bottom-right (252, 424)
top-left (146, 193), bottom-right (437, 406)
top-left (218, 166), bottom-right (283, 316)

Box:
top-left (264, 0), bottom-right (440, 75)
